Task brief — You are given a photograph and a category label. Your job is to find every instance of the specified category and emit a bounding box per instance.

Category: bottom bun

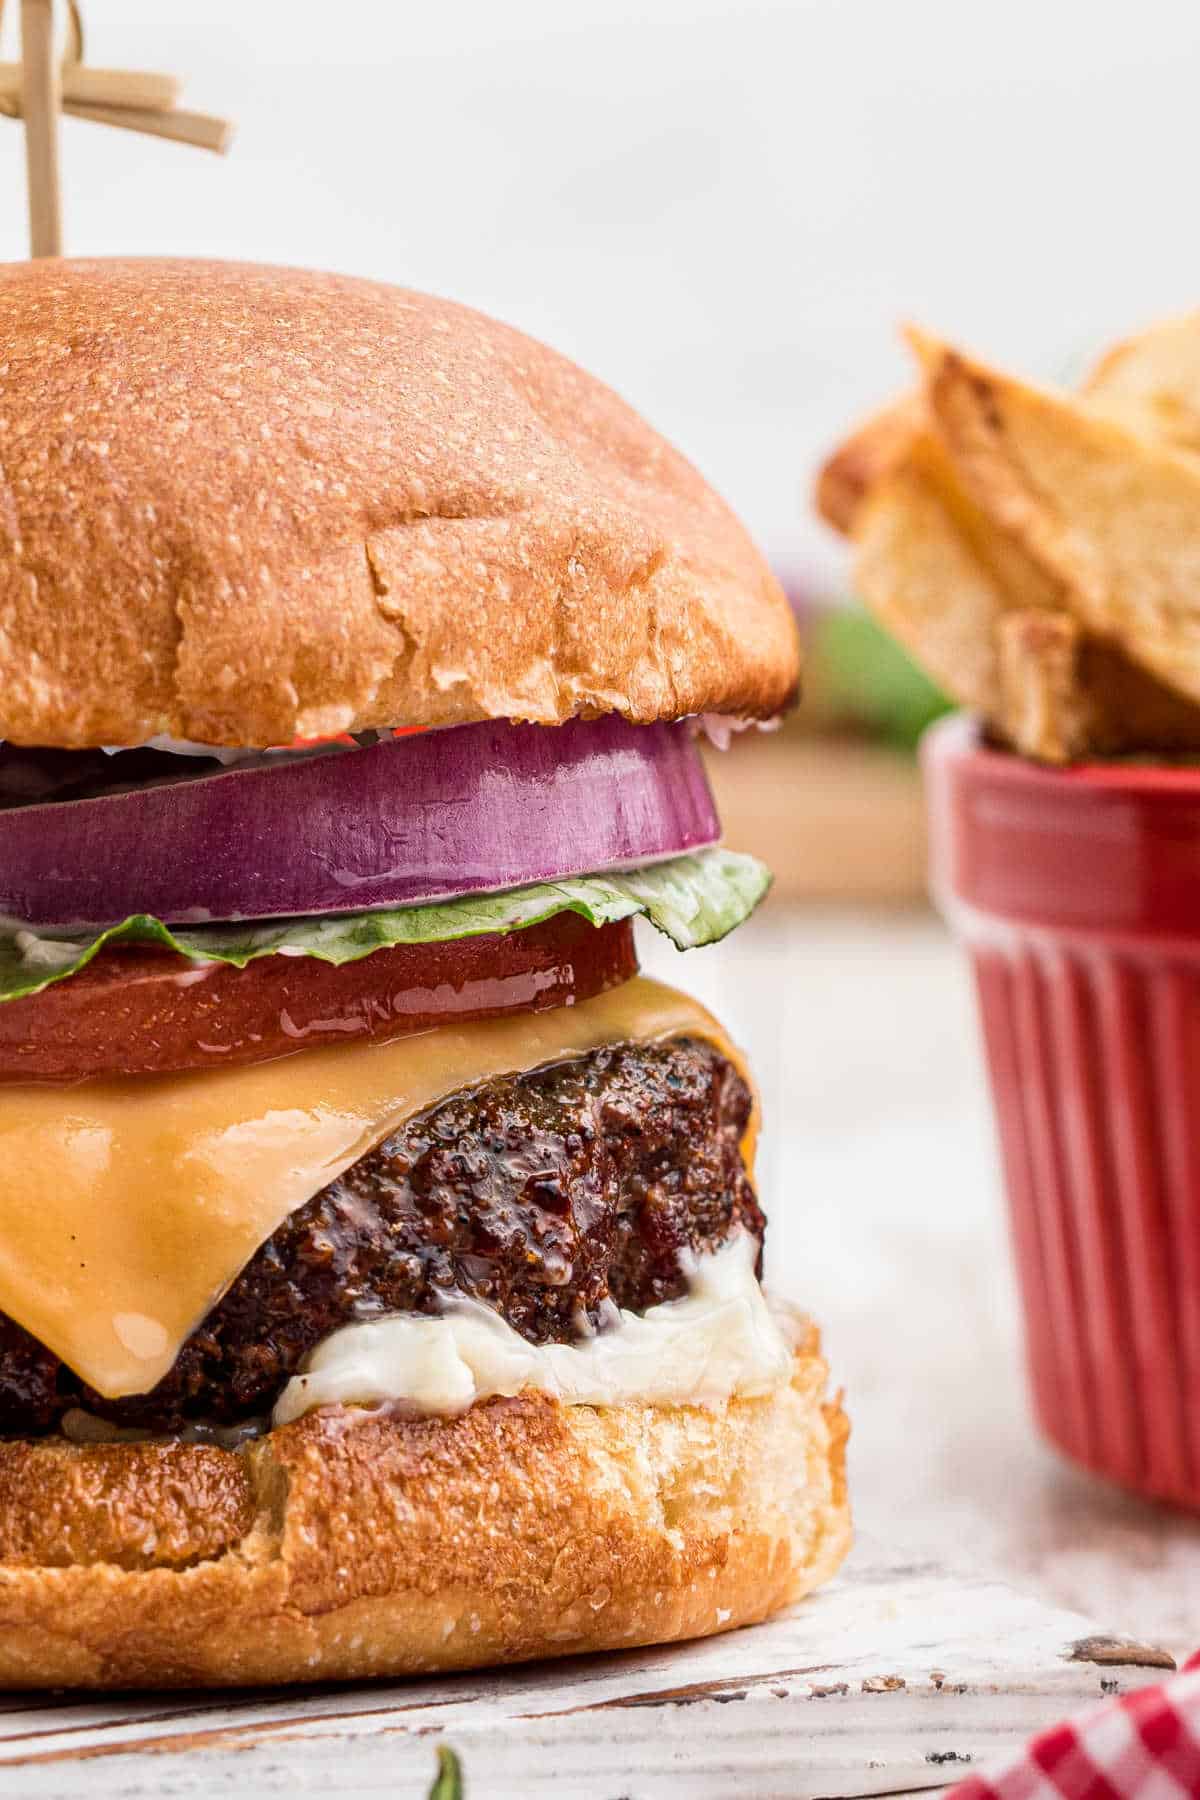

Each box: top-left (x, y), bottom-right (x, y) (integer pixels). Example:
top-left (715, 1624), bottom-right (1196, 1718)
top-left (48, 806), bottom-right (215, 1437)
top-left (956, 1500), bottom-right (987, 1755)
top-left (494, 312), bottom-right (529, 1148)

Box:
top-left (0, 1328), bottom-right (849, 1688)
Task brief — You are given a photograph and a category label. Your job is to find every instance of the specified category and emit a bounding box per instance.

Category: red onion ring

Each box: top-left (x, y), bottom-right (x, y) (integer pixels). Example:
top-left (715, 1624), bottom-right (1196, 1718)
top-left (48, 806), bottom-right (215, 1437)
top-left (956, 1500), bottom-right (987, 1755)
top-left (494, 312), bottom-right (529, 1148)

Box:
top-left (0, 718), bottom-right (719, 930)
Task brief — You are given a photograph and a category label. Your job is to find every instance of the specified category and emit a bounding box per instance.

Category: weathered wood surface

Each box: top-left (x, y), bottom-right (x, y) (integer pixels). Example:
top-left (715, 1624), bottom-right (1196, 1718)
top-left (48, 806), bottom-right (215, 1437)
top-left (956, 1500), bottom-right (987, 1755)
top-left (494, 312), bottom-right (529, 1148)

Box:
top-left (0, 1538), bottom-right (1171, 1798)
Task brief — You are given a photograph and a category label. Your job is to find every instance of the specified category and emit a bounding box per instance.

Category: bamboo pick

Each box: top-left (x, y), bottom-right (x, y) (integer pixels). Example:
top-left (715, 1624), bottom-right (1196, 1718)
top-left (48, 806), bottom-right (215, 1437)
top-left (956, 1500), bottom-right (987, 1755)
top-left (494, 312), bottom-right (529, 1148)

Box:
top-left (61, 100), bottom-right (230, 153)
top-left (0, 63), bottom-right (182, 110)
top-left (19, 0), bottom-right (59, 257)
top-left (0, 0), bottom-right (233, 254)
top-left (0, 93), bottom-right (231, 154)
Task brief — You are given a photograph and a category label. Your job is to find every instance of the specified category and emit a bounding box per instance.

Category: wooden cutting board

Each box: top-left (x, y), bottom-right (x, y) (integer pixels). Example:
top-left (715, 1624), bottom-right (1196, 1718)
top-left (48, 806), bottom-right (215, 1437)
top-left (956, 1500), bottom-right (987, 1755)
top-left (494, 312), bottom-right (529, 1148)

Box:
top-left (0, 1536), bottom-right (1172, 1798)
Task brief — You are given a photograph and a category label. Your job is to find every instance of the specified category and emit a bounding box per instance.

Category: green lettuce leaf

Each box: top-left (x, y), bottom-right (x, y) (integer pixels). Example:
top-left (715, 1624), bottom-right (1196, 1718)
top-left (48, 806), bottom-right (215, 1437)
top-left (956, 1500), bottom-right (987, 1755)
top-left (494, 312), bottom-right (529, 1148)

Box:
top-left (0, 848), bottom-right (771, 1004)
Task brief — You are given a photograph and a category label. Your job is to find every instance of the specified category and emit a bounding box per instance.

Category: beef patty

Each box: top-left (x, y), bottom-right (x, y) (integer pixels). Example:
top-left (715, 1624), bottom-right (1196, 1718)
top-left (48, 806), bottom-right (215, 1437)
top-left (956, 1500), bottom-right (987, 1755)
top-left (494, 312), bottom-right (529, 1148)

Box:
top-left (0, 1037), bottom-right (763, 1436)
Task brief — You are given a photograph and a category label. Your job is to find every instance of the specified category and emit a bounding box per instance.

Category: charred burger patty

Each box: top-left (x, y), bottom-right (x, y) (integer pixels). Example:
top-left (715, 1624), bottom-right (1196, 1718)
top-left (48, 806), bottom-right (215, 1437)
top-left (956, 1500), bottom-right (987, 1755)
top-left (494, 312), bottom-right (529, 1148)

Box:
top-left (0, 1038), bottom-right (760, 1436)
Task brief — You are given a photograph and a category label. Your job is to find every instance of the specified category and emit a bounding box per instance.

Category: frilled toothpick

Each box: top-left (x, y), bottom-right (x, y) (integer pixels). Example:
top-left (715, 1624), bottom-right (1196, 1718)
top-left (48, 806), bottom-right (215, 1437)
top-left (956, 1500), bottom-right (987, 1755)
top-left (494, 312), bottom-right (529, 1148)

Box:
top-left (0, 0), bottom-right (233, 257)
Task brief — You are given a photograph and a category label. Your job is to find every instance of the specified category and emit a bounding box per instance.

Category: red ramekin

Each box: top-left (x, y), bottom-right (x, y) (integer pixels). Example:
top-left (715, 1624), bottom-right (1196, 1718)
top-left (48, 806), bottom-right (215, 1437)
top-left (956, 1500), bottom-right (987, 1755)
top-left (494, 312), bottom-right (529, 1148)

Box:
top-left (924, 713), bottom-right (1200, 1508)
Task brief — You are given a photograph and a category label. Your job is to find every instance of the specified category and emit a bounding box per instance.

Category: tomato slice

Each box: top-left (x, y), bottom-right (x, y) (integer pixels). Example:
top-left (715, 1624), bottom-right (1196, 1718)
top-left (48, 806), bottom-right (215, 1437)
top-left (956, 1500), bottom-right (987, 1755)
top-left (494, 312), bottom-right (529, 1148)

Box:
top-left (0, 914), bottom-right (638, 1082)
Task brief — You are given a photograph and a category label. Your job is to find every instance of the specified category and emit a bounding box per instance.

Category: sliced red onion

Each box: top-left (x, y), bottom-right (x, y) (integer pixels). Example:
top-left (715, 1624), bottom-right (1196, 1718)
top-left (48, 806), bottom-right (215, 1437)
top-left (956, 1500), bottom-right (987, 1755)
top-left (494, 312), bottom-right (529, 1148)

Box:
top-left (0, 718), bottom-right (720, 930)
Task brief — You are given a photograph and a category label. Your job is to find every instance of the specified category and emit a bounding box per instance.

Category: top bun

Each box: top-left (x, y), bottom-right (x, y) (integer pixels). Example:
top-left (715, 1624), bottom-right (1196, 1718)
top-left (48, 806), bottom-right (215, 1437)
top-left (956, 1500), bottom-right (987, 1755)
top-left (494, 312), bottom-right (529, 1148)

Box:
top-left (0, 259), bottom-right (797, 748)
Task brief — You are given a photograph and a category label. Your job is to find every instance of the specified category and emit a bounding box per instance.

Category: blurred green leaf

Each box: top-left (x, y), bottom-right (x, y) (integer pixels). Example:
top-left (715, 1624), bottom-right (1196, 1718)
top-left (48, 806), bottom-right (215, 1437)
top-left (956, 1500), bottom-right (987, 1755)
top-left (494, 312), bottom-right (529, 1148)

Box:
top-left (813, 606), bottom-right (952, 753)
top-left (429, 1745), bottom-right (464, 1798)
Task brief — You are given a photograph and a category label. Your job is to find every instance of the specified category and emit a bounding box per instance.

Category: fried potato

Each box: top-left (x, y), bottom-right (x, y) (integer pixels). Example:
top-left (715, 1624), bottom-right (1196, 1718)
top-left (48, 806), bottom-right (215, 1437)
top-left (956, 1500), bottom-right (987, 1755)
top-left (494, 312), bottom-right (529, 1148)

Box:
top-left (816, 327), bottom-right (1200, 760)
top-left (917, 336), bottom-right (1200, 711)
top-left (815, 394), bottom-right (925, 534)
top-left (994, 608), bottom-right (1200, 761)
top-left (853, 445), bottom-right (1003, 718)
top-left (1079, 635), bottom-right (1200, 754)
top-left (1085, 312), bottom-right (1200, 454)
top-left (849, 440), bottom-right (1198, 760)
top-left (995, 610), bottom-right (1098, 763)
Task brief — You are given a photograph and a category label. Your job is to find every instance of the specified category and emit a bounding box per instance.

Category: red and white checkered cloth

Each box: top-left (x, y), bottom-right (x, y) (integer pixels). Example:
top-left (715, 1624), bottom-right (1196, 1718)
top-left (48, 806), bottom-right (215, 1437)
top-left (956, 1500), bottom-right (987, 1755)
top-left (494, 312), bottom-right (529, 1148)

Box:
top-left (946, 1654), bottom-right (1200, 1800)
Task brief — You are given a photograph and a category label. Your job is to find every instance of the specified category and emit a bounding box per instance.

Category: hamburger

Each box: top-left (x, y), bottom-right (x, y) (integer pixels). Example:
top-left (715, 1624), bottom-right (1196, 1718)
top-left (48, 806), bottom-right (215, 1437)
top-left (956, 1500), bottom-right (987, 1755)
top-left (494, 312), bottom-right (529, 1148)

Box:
top-left (0, 258), bottom-right (849, 1688)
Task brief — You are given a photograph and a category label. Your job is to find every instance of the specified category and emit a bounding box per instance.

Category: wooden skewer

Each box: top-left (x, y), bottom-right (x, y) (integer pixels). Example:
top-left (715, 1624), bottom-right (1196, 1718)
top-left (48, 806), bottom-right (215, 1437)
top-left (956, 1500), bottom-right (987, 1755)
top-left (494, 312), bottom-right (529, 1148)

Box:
top-left (61, 101), bottom-right (231, 153)
top-left (0, 62), bottom-right (182, 110)
top-left (0, 0), bottom-right (233, 255)
top-left (0, 91), bottom-right (232, 154)
top-left (19, 0), bottom-right (60, 258)
top-left (62, 64), bottom-right (179, 109)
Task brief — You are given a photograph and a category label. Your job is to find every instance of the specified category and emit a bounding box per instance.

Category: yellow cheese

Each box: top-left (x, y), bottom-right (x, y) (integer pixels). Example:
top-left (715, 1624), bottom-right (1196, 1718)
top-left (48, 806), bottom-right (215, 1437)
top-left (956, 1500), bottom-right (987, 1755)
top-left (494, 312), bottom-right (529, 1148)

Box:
top-left (0, 978), bottom-right (751, 1399)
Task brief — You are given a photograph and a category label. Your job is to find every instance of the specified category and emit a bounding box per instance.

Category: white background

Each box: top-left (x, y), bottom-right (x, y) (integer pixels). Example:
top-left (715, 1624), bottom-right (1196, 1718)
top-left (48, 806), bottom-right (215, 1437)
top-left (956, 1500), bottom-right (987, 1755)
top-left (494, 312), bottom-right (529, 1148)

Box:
top-left (0, 0), bottom-right (1197, 583)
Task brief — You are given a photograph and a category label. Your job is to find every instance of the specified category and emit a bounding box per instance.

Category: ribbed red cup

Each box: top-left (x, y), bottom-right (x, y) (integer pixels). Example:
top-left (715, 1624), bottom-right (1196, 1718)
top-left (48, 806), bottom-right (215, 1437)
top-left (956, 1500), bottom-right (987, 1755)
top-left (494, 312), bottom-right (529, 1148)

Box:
top-left (924, 714), bottom-right (1200, 1507)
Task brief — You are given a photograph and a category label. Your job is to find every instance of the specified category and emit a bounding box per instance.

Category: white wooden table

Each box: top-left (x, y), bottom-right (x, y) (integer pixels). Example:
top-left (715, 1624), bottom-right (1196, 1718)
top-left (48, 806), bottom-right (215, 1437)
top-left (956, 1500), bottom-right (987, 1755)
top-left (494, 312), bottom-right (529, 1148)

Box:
top-left (0, 1536), bottom-right (1174, 1798)
top-left (1, 908), bottom-right (1193, 1796)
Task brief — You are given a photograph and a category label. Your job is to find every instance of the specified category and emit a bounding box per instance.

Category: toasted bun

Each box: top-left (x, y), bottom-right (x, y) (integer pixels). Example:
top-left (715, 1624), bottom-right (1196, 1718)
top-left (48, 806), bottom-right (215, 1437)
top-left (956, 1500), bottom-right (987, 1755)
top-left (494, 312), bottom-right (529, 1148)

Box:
top-left (0, 1336), bottom-right (848, 1688)
top-left (0, 258), bottom-right (797, 749)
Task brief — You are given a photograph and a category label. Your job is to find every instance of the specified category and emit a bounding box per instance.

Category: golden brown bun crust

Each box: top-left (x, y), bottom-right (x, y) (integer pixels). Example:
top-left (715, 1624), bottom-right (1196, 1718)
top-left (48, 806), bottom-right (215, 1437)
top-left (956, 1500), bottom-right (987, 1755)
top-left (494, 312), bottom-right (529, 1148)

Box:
top-left (0, 258), bottom-right (797, 748)
top-left (0, 1337), bottom-right (848, 1688)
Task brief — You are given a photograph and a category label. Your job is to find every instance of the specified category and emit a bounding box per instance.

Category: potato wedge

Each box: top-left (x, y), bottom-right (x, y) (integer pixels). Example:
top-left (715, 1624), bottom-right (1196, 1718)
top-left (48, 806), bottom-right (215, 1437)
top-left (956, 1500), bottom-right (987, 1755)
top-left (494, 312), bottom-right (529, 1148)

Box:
top-left (1085, 312), bottom-right (1200, 454)
top-left (995, 610), bottom-right (1098, 762)
top-left (916, 336), bottom-right (1200, 711)
top-left (815, 394), bottom-right (925, 534)
top-left (817, 333), bottom-right (1200, 760)
top-left (853, 446), bottom-right (1003, 718)
top-left (994, 609), bottom-right (1200, 761)
top-left (850, 445), bottom-right (1200, 760)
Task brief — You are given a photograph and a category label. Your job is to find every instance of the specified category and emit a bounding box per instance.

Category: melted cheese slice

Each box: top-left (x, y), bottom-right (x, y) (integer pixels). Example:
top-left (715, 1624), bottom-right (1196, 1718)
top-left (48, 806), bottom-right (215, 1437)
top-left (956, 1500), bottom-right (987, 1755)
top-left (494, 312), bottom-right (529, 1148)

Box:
top-left (0, 978), bottom-right (751, 1399)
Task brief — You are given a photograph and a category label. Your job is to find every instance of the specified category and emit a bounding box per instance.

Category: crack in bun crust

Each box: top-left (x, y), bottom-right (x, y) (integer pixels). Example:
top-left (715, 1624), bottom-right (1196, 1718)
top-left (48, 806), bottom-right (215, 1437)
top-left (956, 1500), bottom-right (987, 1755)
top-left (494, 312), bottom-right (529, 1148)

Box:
top-left (0, 1337), bottom-right (849, 1688)
top-left (0, 259), bottom-right (798, 749)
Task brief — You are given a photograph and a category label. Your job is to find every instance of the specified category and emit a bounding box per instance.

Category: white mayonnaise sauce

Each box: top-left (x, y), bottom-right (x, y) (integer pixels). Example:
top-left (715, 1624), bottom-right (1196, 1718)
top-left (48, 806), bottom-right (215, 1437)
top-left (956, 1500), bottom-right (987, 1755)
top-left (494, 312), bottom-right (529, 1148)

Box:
top-left (272, 1232), bottom-right (793, 1426)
